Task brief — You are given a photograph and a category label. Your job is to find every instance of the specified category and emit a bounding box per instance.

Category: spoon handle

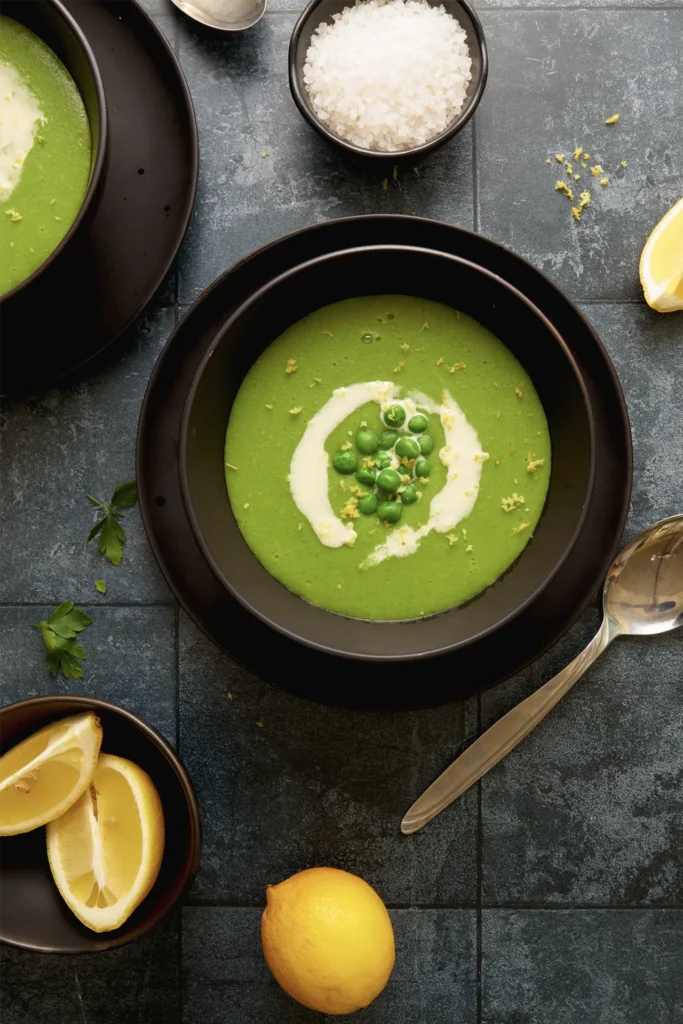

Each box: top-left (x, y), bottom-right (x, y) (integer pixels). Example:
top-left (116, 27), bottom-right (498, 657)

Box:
top-left (401, 617), bottom-right (614, 835)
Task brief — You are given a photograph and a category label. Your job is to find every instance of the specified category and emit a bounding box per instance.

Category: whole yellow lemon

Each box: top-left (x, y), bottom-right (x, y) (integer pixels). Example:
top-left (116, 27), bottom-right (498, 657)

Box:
top-left (261, 867), bottom-right (395, 1015)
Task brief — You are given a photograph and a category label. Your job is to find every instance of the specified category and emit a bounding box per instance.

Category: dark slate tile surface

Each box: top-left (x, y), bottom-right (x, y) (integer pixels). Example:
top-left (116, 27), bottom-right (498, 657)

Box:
top-left (583, 302), bottom-right (683, 538)
top-left (182, 907), bottom-right (477, 1023)
top-left (482, 910), bottom-right (683, 1023)
top-left (0, 605), bottom-right (177, 745)
top-left (476, 10), bottom-right (683, 299)
top-left (481, 609), bottom-right (683, 906)
top-left (175, 12), bottom-right (474, 303)
top-left (0, 306), bottom-right (175, 605)
top-left (0, 916), bottom-right (179, 1024)
top-left (178, 612), bottom-right (478, 905)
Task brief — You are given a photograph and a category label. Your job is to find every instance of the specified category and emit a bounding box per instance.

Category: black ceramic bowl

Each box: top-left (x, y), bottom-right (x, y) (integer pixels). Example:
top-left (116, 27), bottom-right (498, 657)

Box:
top-left (289, 0), bottom-right (487, 158)
top-left (180, 244), bottom-right (596, 662)
top-left (0, 0), bottom-right (107, 304)
top-left (0, 696), bottom-right (201, 954)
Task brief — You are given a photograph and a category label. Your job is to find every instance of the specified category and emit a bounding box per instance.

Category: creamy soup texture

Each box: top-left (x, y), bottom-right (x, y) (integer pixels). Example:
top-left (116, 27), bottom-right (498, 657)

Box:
top-left (225, 295), bottom-right (552, 620)
top-left (0, 16), bottom-right (91, 295)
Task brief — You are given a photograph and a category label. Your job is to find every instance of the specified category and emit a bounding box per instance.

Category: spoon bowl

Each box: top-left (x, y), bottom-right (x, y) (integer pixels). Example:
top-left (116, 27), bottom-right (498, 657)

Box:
top-left (169, 0), bottom-right (266, 31)
top-left (604, 515), bottom-right (683, 636)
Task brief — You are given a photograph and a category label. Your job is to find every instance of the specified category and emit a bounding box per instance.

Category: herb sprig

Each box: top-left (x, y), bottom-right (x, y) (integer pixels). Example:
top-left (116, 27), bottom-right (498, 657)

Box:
top-left (34, 601), bottom-right (93, 679)
top-left (86, 480), bottom-right (138, 566)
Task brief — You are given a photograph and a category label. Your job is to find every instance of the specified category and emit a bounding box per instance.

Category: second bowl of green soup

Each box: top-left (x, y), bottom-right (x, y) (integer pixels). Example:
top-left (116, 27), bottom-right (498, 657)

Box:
top-left (0, 0), bottom-right (107, 299)
top-left (180, 245), bottom-right (595, 662)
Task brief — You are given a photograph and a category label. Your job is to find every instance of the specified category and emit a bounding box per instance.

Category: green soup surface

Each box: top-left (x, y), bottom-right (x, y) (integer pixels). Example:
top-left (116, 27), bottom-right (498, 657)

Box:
top-left (225, 296), bottom-right (551, 620)
top-left (0, 16), bottom-right (91, 295)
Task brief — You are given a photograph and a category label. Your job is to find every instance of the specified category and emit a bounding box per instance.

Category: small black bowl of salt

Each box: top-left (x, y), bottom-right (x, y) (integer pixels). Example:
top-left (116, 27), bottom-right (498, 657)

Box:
top-left (289, 0), bottom-right (488, 158)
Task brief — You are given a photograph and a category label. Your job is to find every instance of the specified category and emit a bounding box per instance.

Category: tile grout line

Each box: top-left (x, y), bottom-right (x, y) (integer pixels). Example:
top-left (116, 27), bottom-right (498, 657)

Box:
top-left (472, 115), bottom-right (480, 235)
top-left (0, 601), bottom-right (174, 608)
top-left (473, 3), bottom-right (680, 9)
top-left (579, 297), bottom-right (646, 304)
top-left (183, 899), bottom-right (683, 910)
top-left (184, 898), bottom-right (481, 909)
top-left (480, 903), bottom-right (683, 911)
top-left (263, 4), bottom-right (683, 12)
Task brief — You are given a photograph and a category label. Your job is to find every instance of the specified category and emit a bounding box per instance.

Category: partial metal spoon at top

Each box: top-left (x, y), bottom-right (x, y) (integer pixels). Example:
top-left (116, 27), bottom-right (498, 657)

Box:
top-left (169, 0), bottom-right (266, 31)
top-left (402, 514), bottom-right (683, 835)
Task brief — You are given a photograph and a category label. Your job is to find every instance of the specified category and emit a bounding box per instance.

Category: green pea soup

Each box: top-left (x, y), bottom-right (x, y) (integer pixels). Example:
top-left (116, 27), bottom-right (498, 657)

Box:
top-left (225, 295), bottom-right (551, 621)
top-left (0, 16), bottom-right (91, 295)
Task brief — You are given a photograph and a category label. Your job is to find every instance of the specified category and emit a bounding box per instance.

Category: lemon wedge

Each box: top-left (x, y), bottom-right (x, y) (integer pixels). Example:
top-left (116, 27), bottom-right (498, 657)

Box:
top-left (47, 754), bottom-right (165, 933)
top-left (639, 197), bottom-right (683, 312)
top-left (0, 712), bottom-right (103, 836)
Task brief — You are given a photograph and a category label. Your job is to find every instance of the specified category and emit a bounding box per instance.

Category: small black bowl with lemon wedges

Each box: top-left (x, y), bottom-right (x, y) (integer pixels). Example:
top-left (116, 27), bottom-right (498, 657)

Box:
top-left (0, 695), bottom-right (201, 953)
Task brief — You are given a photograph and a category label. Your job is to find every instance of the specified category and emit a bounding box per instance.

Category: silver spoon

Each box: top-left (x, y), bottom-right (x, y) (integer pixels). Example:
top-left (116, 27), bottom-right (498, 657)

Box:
top-left (169, 0), bottom-right (266, 31)
top-left (402, 514), bottom-right (683, 835)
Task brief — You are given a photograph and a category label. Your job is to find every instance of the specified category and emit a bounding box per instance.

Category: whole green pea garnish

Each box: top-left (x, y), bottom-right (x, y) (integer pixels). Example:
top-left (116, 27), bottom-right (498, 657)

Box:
top-left (395, 436), bottom-right (420, 460)
top-left (384, 404), bottom-right (406, 428)
top-left (377, 468), bottom-right (401, 494)
top-left (358, 493), bottom-right (379, 516)
top-left (333, 450), bottom-right (358, 474)
top-left (355, 467), bottom-right (377, 487)
top-left (355, 428), bottom-right (379, 454)
top-left (400, 484), bottom-right (418, 505)
top-left (415, 458), bottom-right (430, 478)
top-left (377, 500), bottom-right (402, 524)
top-left (418, 434), bottom-right (434, 455)
top-left (375, 451), bottom-right (393, 469)
top-left (408, 413), bottom-right (429, 434)
top-left (379, 430), bottom-right (399, 450)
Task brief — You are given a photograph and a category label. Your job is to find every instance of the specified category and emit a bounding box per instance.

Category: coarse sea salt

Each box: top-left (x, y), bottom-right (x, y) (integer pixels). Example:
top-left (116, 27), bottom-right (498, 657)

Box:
top-left (303, 0), bottom-right (472, 153)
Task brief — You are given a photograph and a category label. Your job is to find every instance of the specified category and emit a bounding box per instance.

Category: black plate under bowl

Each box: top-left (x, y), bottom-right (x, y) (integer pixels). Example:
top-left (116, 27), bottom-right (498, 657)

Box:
top-left (0, 695), bottom-right (202, 954)
top-left (137, 215), bottom-right (632, 710)
top-left (180, 244), bottom-right (595, 661)
top-left (0, 0), bottom-right (197, 396)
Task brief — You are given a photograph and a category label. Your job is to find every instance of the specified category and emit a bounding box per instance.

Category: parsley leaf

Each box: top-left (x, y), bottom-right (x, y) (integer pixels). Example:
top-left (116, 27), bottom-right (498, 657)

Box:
top-left (86, 479), bottom-right (138, 566)
top-left (34, 601), bottom-right (93, 679)
top-left (99, 514), bottom-right (126, 566)
top-left (110, 480), bottom-right (138, 508)
top-left (94, 579), bottom-right (107, 594)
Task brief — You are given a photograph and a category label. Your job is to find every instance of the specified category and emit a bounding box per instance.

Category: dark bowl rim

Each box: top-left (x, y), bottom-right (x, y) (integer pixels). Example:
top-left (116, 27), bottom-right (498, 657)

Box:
top-left (179, 242), bottom-right (597, 661)
top-left (288, 0), bottom-right (489, 159)
top-left (0, 693), bottom-right (202, 954)
top-left (0, 0), bottom-right (109, 305)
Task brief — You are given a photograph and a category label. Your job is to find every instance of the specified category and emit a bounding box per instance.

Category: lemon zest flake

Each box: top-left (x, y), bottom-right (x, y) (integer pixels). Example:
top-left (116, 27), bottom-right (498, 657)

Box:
top-left (502, 492), bottom-right (525, 513)
top-left (526, 452), bottom-right (546, 473)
